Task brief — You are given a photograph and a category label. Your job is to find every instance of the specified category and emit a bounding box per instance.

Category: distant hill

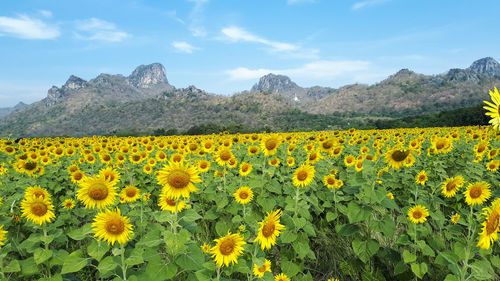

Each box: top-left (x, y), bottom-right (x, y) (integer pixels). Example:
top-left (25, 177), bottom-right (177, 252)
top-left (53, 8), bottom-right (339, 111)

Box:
top-left (0, 57), bottom-right (499, 137)
top-left (0, 102), bottom-right (28, 118)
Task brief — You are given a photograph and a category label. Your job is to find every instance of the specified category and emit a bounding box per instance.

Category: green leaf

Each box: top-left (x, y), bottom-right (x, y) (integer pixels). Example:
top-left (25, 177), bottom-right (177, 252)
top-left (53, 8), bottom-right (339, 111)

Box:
top-left (281, 260), bottom-right (300, 277)
top-left (326, 211), bottom-right (337, 222)
top-left (181, 209), bottom-right (202, 222)
top-left (444, 275), bottom-right (459, 281)
top-left (164, 230), bottom-right (189, 256)
top-left (338, 224), bottom-right (360, 237)
top-left (67, 223), bottom-right (93, 241)
top-left (352, 239), bottom-right (379, 263)
top-left (20, 257), bottom-right (38, 275)
top-left (3, 260), bottom-right (21, 273)
top-left (411, 262), bottom-right (428, 279)
top-left (491, 255), bottom-right (500, 269)
top-left (34, 248), bottom-right (53, 264)
top-left (416, 240), bottom-right (435, 257)
top-left (175, 244), bottom-right (205, 271)
top-left (280, 230), bottom-right (297, 243)
top-left (145, 255), bottom-right (177, 281)
top-left (61, 249), bottom-right (88, 274)
top-left (347, 202), bottom-right (371, 224)
top-left (216, 220), bottom-right (230, 237)
top-left (403, 250), bottom-right (416, 263)
top-left (87, 240), bottom-right (110, 261)
top-left (38, 274), bottom-right (63, 281)
top-left (49, 250), bottom-right (69, 267)
top-left (126, 247), bottom-right (144, 266)
top-left (98, 256), bottom-right (117, 275)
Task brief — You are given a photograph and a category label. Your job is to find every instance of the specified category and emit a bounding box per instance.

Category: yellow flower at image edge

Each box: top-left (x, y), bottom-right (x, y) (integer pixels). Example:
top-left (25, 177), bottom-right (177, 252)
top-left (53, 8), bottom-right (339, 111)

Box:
top-left (156, 161), bottom-right (201, 200)
top-left (274, 273), bottom-right (289, 281)
top-left (0, 225), bottom-right (7, 246)
top-left (210, 231), bottom-right (246, 267)
top-left (92, 208), bottom-right (133, 245)
top-left (477, 199), bottom-right (500, 250)
top-left (407, 205), bottom-right (429, 224)
top-left (77, 176), bottom-right (117, 209)
top-left (255, 209), bottom-right (285, 250)
top-left (483, 86), bottom-right (500, 130)
top-left (21, 195), bottom-right (55, 225)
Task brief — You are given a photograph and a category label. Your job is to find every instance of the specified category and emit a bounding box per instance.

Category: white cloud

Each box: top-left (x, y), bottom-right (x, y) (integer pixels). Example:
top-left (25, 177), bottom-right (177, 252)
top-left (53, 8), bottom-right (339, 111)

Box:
top-left (0, 14), bottom-right (59, 39)
top-left (221, 26), bottom-right (298, 52)
top-left (352, 0), bottom-right (391, 10)
top-left (165, 10), bottom-right (185, 24)
top-left (74, 18), bottom-right (130, 42)
top-left (38, 10), bottom-right (53, 18)
top-left (172, 41), bottom-right (199, 53)
top-left (225, 60), bottom-right (371, 80)
top-left (187, 0), bottom-right (209, 37)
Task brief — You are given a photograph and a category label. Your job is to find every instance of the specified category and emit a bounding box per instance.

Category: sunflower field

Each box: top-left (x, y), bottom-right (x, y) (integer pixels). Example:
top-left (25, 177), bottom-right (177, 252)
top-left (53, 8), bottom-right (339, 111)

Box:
top-left (0, 89), bottom-right (499, 281)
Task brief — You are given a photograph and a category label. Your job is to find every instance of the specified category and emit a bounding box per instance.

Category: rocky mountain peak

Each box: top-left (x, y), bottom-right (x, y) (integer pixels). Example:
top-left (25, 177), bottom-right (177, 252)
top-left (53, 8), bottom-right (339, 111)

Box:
top-left (63, 75), bottom-right (87, 90)
top-left (251, 73), bottom-right (300, 93)
top-left (127, 63), bottom-right (170, 88)
top-left (467, 57), bottom-right (500, 77)
top-left (385, 69), bottom-right (419, 83)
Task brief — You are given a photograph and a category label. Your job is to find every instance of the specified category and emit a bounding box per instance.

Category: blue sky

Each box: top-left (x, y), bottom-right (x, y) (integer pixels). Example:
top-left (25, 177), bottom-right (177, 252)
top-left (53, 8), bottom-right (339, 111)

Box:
top-left (0, 0), bottom-right (499, 106)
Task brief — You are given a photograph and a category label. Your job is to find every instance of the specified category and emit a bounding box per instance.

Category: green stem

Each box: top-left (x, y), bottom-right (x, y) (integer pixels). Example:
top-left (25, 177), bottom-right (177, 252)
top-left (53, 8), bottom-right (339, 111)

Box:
top-left (120, 244), bottom-right (127, 280)
top-left (43, 225), bottom-right (49, 250)
top-left (216, 266), bottom-right (221, 281)
top-left (243, 204), bottom-right (246, 218)
top-left (294, 188), bottom-right (301, 217)
top-left (173, 200), bottom-right (179, 234)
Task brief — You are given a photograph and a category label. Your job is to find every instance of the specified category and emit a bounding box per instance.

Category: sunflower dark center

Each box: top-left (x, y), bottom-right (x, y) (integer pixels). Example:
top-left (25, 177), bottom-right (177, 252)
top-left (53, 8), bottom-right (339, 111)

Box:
top-left (270, 159), bottom-right (277, 165)
top-left (105, 219), bottom-right (125, 235)
top-left (327, 177), bottom-right (336, 185)
top-left (309, 153), bottom-right (317, 161)
top-left (189, 144), bottom-right (197, 151)
top-left (436, 140), bottom-right (446, 150)
top-left (262, 222), bottom-right (276, 238)
top-left (103, 155), bottom-right (111, 161)
top-left (469, 186), bottom-right (482, 199)
top-left (419, 175), bottom-right (426, 181)
top-left (89, 183), bottom-right (109, 200)
top-left (132, 155), bottom-right (141, 161)
top-left (168, 170), bottom-right (190, 189)
top-left (205, 143), bottom-right (212, 149)
top-left (322, 141), bottom-right (333, 149)
top-left (200, 162), bottom-right (208, 169)
top-left (265, 139), bottom-right (277, 150)
top-left (478, 144), bottom-right (486, 153)
top-left (166, 199), bottom-right (176, 206)
top-left (219, 240), bottom-right (235, 255)
top-left (486, 211), bottom-right (500, 235)
top-left (33, 191), bottom-right (46, 198)
top-left (391, 150), bottom-right (409, 162)
top-left (73, 172), bottom-right (83, 181)
top-left (334, 148), bottom-right (341, 154)
top-left (126, 188), bottom-right (137, 198)
top-left (239, 191), bottom-right (248, 199)
top-left (24, 161), bottom-right (38, 171)
top-left (220, 151), bottom-right (231, 161)
top-left (446, 181), bottom-right (457, 192)
top-left (31, 202), bottom-right (48, 216)
top-left (413, 210), bottom-right (422, 219)
top-left (297, 171), bottom-right (308, 181)
top-left (242, 165), bottom-right (248, 172)
top-left (250, 147), bottom-right (258, 153)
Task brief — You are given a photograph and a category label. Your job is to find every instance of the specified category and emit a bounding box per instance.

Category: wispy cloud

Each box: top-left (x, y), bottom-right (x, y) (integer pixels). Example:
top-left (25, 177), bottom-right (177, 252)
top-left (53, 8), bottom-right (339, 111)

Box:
top-left (225, 60), bottom-right (371, 80)
top-left (0, 14), bottom-right (59, 39)
top-left (287, 0), bottom-right (315, 4)
top-left (165, 10), bottom-right (185, 24)
top-left (352, 0), bottom-right (391, 10)
top-left (172, 41), bottom-right (199, 53)
top-left (38, 10), bottom-right (53, 18)
top-left (74, 18), bottom-right (130, 42)
top-left (221, 26), bottom-right (299, 52)
top-left (187, 0), bottom-right (209, 37)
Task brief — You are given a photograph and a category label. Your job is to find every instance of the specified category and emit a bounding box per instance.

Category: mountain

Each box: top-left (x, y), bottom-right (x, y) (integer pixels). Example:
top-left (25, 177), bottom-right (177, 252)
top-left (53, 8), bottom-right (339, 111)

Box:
top-left (0, 102), bottom-right (28, 118)
top-left (1, 58), bottom-right (499, 137)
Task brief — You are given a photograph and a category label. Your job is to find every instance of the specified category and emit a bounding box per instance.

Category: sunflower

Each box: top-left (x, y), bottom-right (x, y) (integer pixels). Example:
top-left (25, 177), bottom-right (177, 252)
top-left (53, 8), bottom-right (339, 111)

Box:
top-left (92, 208), bottom-right (133, 245)
top-left (239, 162), bottom-right (253, 176)
top-left (477, 199), bottom-right (500, 249)
top-left (274, 273), bottom-right (289, 281)
top-left (268, 158), bottom-right (280, 167)
top-left (354, 159), bottom-right (364, 172)
top-left (215, 148), bottom-right (234, 167)
top-left (451, 213), bottom-right (460, 224)
top-left (198, 160), bottom-right (211, 173)
top-left (142, 192), bottom-right (151, 201)
top-left (67, 164), bottom-right (80, 174)
top-left (323, 174), bottom-right (337, 189)
top-left (408, 205), bottom-right (429, 224)
top-left (70, 170), bottom-right (85, 184)
top-left (488, 149), bottom-right (499, 159)
top-left (120, 186), bottom-right (141, 203)
top-left (156, 161), bottom-right (201, 200)
top-left (0, 225), bottom-right (6, 246)
top-left (155, 151), bottom-right (168, 162)
top-left (20, 160), bottom-right (39, 176)
top-left (306, 150), bottom-right (323, 164)
top-left (21, 195), bottom-right (55, 225)
top-left (415, 170), bottom-right (428, 186)
top-left (158, 192), bottom-right (188, 213)
top-left (253, 259), bottom-right (272, 277)
top-left (344, 155), bottom-right (355, 167)
top-left (227, 157), bottom-right (238, 169)
top-left (385, 148), bottom-right (412, 169)
top-left (292, 163), bottom-right (315, 187)
top-left (431, 137), bottom-right (453, 154)
top-left (261, 135), bottom-right (281, 156)
top-left (24, 185), bottom-right (51, 200)
top-left (486, 160), bottom-right (500, 172)
top-left (387, 192), bottom-right (394, 200)
top-left (483, 87), bottom-right (500, 130)
top-left (463, 181), bottom-right (491, 206)
top-left (61, 199), bottom-right (76, 209)
top-left (286, 157), bottom-right (295, 167)
top-left (248, 145), bottom-right (260, 156)
top-left (233, 186), bottom-right (254, 205)
top-left (98, 167), bottom-right (121, 186)
top-left (255, 209), bottom-right (285, 250)
top-left (441, 175), bottom-right (465, 198)
top-left (327, 279), bottom-right (340, 281)
top-left (200, 243), bottom-right (211, 253)
top-left (210, 231), bottom-right (246, 267)
top-left (76, 176), bottom-right (117, 209)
